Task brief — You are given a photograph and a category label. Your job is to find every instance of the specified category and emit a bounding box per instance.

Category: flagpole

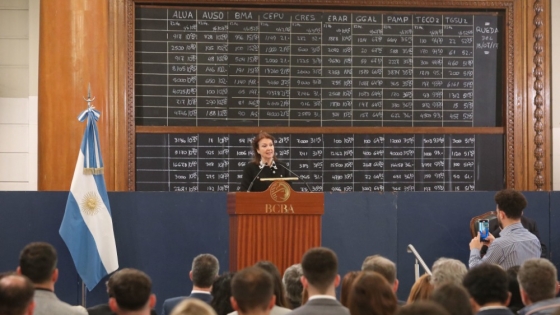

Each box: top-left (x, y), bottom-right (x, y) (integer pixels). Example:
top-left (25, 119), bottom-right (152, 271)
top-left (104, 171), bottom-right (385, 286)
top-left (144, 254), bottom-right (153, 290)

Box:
top-left (81, 83), bottom-right (92, 308)
top-left (84, 83), bottom-right (95, 109)
top-left (82, 281), bottom-right (87, 307)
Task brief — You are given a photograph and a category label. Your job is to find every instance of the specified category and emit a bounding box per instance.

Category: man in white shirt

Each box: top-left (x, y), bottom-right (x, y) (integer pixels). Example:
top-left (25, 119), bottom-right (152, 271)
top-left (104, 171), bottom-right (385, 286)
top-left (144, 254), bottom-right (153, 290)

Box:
top-left (288, 247), bottom-right (349, 315)
top-left (162, 254), bottom-right (219, 315)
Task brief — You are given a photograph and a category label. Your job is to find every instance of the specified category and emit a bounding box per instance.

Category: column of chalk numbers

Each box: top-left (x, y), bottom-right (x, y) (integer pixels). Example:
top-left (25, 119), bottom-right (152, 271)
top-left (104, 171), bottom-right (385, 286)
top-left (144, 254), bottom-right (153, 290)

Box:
top-left (167, 9), bottom-right (198, 126)
top-left (169, 134), bottom-right (199, 191)
top-left (228, 11), bottom-right (260, 125)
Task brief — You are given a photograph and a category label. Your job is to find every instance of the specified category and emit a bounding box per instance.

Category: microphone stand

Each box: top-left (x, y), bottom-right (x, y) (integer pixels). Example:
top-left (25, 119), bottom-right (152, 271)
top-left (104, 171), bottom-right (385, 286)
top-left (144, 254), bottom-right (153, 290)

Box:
top-left (278, 164), bottom-right (312, 192)
top-left (406, 244), bottom-right (432, 281)
top-left (246, 166), bottom-right (265, 192)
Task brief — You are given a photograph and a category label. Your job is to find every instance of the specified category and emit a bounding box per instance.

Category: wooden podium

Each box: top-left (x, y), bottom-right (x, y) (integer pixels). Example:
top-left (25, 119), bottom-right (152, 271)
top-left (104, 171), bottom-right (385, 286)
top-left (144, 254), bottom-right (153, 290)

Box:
top-left (227, 181), bottom-right (324, 273)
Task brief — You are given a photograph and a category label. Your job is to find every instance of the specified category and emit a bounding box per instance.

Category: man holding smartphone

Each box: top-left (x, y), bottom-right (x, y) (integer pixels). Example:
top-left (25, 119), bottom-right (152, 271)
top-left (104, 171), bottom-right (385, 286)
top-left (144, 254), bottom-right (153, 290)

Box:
top-left (468, 189), bottom-right (541, 270)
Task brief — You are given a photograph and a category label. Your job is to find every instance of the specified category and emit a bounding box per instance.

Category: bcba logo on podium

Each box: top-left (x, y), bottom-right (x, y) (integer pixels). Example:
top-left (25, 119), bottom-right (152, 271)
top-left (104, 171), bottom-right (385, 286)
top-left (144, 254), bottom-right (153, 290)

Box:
top-left (265, 181), bottom-right (294, 213)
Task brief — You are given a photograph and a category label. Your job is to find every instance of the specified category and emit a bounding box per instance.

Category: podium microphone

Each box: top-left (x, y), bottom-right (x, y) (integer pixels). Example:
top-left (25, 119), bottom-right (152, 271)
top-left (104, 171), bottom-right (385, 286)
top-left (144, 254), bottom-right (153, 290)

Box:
top-left (278, 164), bottom-right (313, 192)
top-left (246, 166), bottom-right (265, 192)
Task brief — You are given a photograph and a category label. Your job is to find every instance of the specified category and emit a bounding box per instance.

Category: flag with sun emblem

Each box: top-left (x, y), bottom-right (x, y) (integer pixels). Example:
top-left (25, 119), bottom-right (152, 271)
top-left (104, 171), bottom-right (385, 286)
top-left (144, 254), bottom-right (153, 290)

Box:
top-left (59, 94), bottom-right (119, 291)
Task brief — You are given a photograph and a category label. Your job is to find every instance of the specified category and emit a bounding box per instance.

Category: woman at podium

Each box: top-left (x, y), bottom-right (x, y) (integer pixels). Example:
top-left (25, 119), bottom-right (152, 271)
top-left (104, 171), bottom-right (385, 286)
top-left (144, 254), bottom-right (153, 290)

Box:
top-left (240, 132), bottom-right (292, 192)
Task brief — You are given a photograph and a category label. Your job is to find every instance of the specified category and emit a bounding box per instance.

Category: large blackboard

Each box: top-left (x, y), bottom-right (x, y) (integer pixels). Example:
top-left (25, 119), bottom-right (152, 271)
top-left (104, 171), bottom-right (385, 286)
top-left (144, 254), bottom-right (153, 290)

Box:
top-left (134, 7), bottom-right (502, 127)
top-left (136, 133), bottom-right (503, 192)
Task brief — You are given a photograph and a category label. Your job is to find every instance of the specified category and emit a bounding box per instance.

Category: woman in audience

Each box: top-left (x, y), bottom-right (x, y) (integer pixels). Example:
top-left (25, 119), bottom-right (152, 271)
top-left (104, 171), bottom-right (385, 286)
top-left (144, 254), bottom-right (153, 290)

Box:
top-left (406, 274), bottom-right (433, 304)
top-left (254, 261), bottom-right (290, 309)
top-left (397, 301), bottom-right (450, 315)
top-left (172, 299), bottom-right (217, 315)
top-left (430, 282), bottom-right (472, 315)
top-left (506, 266), bottom-right (524, 313)
top-left (348, 271), bottom-right (398, 315)
top-left (282, 264), bottom-right (303, 309)
top-left (341, 271), bottom-right (360, 307)
top-left (210, 272), bottom-right (235, 315)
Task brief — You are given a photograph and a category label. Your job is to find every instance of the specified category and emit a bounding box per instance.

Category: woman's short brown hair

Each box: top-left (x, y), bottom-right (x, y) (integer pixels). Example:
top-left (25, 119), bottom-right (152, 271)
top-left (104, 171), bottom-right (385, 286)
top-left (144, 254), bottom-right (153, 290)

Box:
top-left (407, 274), bottom-right (433, 304)
top-left (348, 271), bottom-right (398, 315)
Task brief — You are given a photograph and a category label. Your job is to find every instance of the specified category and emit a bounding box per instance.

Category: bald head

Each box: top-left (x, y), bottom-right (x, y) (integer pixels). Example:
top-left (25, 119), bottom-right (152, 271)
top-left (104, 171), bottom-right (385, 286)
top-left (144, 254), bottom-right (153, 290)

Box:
top-left (0, 274), bottom-right (35, 315)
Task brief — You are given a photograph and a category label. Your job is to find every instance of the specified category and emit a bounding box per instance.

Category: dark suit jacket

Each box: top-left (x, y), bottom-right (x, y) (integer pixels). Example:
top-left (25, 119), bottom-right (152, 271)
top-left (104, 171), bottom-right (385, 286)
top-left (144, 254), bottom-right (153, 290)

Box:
top-left (162, 293), bottom-right (213, 315)
top-left (289, 298), bottom-right (349, 315)
top-left (240, 161), bottom-right (292, 192)
top-left (476, 307), bottom-right (515, 315)
top-left (87, 304), bottom-right (158, 315)
top-left (481, 215), bottom-right (547, 258)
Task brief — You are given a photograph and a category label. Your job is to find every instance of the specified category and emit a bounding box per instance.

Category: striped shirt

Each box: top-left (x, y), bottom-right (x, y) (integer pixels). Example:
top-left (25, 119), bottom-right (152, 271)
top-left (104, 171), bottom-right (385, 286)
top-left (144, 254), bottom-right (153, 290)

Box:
top-left (469, 222), bottom-right (541, 269)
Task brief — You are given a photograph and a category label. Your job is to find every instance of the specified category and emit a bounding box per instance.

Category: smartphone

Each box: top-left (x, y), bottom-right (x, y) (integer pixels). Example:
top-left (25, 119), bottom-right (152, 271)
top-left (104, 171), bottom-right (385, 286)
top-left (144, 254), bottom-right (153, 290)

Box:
top-left (478, 219), bottom-right (490, 242)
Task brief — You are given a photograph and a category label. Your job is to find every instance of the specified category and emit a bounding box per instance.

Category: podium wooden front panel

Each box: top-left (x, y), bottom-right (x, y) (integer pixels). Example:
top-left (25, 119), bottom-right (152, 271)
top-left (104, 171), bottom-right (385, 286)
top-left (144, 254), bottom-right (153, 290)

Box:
top-left (227, 182), bottom-right (323, 273)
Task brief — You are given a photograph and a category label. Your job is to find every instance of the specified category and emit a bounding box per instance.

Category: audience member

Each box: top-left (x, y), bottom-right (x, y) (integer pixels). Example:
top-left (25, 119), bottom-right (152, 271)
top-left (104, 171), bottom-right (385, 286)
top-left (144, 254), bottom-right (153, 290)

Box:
top-left (348, 271), bottom-right (398, 315)
top-left (88, 281), bottom-right (158, 315)
top-left (469, 189), bottom-right (541, 269)
top-left (406, 274), bottom-right (433, 304)
top-left (505, 266), bottom-right (523, 313)
top-left (228, 261), bottom-right (290, 315)
top-left (255, 261), bottom-right (289, 308)
top-left (107, 268), bottom-right (156, 315)
top-left (0, 273), bottom-right (35, 315)
top-left (482, 215), bottom-right (547, 258)
top-left (171, 298), bottom-right (218, 315)
top-left (290, 247), bottom-right (349, 315)
top-left (282, 264), bottom-right (303, 309)
top-left (362, 255), bottom-right (404, 305)
top-left (340, 271), bottom-right (359, 307)
top-left (431, 258), bottom-right (467, 288)
top-left (462, 263), bottom-right (513, 315)
top-left (396, 301), bottom-right (450, 315)
top-left (430, 282), bottom-right (472, 315)
top-left (163, 254), bottom-right (219, 315)
top-left (17, 242), bottom-right (87, 315)
top-left (517, 259), bottom-right (560, 315)
top-left (210, 273), bottom-right (235, 315)
top-left (230, 267), bottom-right (275, 315)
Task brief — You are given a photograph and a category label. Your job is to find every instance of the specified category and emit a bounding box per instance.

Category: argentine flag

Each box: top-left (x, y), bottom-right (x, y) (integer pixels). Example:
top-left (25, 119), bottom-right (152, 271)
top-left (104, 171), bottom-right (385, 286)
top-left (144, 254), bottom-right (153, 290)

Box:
top-left (59, 106), bottom-right (119, 290)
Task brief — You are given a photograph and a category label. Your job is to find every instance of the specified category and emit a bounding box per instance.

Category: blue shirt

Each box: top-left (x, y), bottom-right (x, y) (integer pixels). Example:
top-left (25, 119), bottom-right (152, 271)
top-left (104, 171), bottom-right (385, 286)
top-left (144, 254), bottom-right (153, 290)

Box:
top-left (469, 222), bottom-right (541, 269)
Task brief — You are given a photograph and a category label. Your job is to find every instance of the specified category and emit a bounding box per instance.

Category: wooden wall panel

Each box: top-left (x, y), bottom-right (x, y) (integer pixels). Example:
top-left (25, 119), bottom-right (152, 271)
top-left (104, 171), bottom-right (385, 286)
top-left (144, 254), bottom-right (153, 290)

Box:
top-left (527, 0), bottom-right (552, 190)
top-left (38, 0), bottom-right (112, 190)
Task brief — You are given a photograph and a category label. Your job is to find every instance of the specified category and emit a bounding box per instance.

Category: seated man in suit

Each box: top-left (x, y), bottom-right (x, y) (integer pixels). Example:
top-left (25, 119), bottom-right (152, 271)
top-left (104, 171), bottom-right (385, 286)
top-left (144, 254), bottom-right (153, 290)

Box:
top-left (230, 267), bottom-right (275, 315)
top-left (289, 247), bottom-right (349, 315)
top-left (430, 283), bottom-right (472, 315)
top-left (162, 254), bottom-right (219, 315)
top-left (463, 263), bottom-right (514, 315)
top-left (517, 259), bottom-right (560, 315)
top-left (431, 258), bottom-right (468, 288)
top-left (108, 268), bottom-right (156, 315)
top-left (17, 242), bottom-right (87, 315)
top-left (0, 273), bottom-right (35, 315)
top-left (87, 281), bottom-right (158, 315)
